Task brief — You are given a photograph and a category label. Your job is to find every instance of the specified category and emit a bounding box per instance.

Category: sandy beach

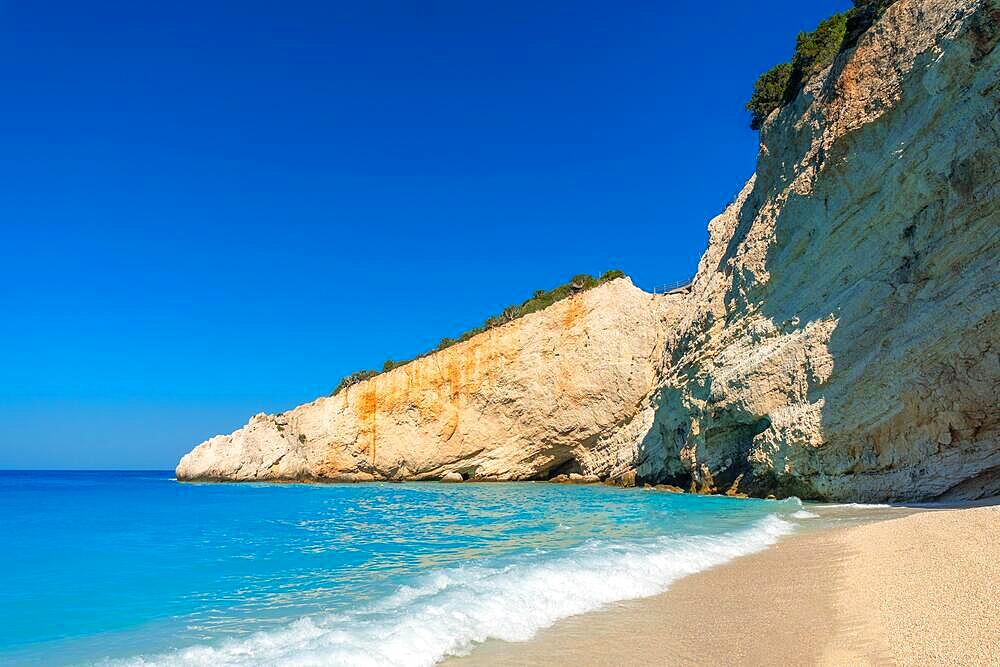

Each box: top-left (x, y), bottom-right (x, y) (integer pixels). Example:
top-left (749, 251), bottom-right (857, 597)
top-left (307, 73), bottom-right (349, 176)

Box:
top-left (449, 504), bottom-right (1000, 666)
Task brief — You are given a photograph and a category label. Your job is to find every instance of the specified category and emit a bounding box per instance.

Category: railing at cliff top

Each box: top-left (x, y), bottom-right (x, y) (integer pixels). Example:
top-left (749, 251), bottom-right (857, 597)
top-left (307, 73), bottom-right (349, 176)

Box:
top-left (651, 279), bottom-right (694, 295)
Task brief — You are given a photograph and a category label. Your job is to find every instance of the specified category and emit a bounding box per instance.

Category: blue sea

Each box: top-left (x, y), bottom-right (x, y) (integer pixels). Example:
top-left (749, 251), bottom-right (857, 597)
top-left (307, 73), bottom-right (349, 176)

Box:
top-left (1, 471), bottom-right (810, 666)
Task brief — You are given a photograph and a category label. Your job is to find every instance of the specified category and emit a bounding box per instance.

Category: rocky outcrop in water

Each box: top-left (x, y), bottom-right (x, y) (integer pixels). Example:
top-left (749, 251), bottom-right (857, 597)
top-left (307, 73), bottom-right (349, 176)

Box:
top-left (178, 0), bottom-right (999, 501)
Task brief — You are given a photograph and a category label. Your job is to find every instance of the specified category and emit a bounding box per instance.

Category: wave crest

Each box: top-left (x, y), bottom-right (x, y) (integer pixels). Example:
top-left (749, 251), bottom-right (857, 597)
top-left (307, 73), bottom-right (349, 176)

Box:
top-left (123, 514), bottom-right (794, 667)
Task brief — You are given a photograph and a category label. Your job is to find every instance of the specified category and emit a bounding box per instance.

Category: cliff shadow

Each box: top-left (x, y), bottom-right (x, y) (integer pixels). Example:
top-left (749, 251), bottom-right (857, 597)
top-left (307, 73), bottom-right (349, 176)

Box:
top-left (744, 12), bottom-right (1000, 500)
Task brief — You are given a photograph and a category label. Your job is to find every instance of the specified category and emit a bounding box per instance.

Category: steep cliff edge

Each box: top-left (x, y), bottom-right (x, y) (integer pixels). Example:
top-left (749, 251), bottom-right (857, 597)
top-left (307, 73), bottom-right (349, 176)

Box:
top-left (636, 0), bottom-right (999, 501)
top-left (177, 278), bottom-right (682, 482)
top-left (179, 0), bottom-right (998, 501)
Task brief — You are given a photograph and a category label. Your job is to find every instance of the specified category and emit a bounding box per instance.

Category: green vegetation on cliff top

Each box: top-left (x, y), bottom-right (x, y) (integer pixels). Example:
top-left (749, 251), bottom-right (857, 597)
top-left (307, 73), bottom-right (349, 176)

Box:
top-left (331, 269), bottom-right (627, 396)
top-left (746, 0), bottom-right (899, 130)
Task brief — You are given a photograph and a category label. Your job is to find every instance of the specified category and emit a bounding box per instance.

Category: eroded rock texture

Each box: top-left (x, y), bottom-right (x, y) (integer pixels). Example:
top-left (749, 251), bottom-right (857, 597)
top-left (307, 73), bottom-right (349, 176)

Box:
top-left (636, 0), bottom-right (1000, 501)
top-left (177, 278), bottom-right (680, 483)
top-left (179, 0), bottom-right (998, 501)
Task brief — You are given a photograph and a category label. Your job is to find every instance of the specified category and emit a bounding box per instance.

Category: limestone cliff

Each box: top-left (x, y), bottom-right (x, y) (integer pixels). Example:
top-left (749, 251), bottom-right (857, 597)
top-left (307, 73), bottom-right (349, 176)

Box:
top-left (179, 0), bottom-right (999, 501)
top-left (635, 0), bottom-right (1000, 501)
top-left (177, 278), bottom-right (681, 482)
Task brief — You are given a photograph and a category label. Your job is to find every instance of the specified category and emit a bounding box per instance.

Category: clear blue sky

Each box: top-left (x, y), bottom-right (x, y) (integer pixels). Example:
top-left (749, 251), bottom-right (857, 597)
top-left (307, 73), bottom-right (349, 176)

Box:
top-left (0, 1), bottom-right (847, 468)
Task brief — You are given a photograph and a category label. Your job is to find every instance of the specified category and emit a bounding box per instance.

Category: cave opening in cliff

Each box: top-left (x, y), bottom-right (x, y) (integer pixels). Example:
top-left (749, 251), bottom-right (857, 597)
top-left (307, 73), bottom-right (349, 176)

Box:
top-left (544, 455), bottom-right (584, 479)
top-left (697, 414), bottom-right (774, 491)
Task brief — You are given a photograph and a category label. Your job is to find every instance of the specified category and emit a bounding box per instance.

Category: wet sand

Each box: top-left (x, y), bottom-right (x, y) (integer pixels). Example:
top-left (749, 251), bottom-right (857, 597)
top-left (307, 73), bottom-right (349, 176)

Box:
top-left (448, 504), bottom-right (1000, 666)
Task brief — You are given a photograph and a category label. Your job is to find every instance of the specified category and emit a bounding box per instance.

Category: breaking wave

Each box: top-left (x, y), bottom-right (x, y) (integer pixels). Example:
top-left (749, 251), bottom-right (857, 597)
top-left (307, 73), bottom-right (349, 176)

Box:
top-left (123, 514), bottom-right (794, 667)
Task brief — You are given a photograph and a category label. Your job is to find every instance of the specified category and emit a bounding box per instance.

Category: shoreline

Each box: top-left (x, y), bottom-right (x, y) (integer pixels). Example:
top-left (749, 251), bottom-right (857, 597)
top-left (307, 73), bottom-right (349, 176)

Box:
top-left (447, 504), bottom-right (1000, 666)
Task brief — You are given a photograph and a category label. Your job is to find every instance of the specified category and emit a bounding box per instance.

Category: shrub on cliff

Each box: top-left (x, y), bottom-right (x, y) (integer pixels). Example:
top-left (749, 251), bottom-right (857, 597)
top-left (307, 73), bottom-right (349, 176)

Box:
top-left (331, 369), bottom-right (379, 395)
top-left (599, 269), bottom-right (625, 282)
top-left (330, 269), bottom-right (627, 396)
top-left (746, 63), bottom-right (793, 130)
top-left (745, 1), bottom-right (898, 129)
top-left (746, 13), bottom-right (848, 129)
top-left (788, 13), bottom-right (848, 88)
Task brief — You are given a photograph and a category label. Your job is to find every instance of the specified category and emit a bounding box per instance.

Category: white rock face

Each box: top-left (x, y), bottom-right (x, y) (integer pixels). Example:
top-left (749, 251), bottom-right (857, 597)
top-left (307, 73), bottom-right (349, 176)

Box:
top-left (178, 0), bottom-right (998, 501)
top-left (177, 278), bottom-right (681, 483)
top-left (635, 0), bottom-right (1000, 501)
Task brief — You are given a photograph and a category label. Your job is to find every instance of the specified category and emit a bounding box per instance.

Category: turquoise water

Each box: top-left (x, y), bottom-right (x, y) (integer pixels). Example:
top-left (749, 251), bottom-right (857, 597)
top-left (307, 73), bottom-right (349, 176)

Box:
top-left (1, 471), bottom-right (806, 665)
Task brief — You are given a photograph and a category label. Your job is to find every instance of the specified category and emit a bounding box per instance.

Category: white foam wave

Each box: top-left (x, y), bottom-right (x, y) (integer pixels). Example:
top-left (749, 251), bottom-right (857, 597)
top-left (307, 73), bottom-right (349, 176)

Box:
top-left (122, 514), bottom-right (794, 667)
top-left (792, 509), bottom-right (819, 519)
top-left (767, 496), bottom-right (804, 509)
top-left (820, 503), bottom-right (895, 509)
